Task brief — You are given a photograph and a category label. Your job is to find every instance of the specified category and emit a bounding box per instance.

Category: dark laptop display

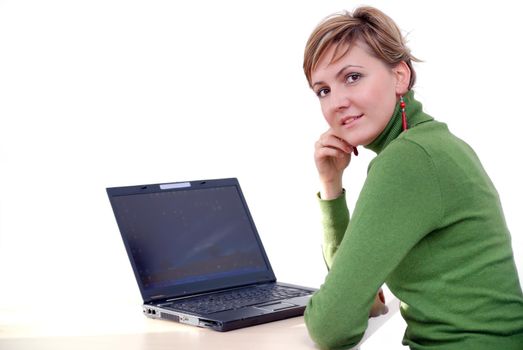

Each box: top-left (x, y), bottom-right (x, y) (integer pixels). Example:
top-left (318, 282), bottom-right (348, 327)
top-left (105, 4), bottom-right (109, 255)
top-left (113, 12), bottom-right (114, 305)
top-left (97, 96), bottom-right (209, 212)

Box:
top-left (107, 178), bottom-right (315, 331)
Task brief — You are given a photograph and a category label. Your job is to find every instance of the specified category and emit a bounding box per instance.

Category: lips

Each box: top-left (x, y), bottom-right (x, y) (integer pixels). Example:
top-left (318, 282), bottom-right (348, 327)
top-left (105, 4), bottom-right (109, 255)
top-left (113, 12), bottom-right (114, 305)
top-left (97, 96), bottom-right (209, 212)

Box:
top-left (341, 114), bottom-right (363, 127)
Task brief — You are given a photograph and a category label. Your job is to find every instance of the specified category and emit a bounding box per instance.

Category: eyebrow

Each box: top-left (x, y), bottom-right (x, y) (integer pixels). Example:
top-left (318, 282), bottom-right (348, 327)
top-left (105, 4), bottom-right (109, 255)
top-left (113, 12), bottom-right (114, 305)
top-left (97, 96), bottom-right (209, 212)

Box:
top-left (312, 64), bottom-right (365, 89)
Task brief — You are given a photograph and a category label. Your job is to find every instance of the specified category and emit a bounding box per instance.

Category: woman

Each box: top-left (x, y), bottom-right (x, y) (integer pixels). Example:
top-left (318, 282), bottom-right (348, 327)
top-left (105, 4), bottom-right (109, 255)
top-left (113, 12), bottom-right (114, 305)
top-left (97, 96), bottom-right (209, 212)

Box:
top-left (302, 6), bottom-right (523, 350)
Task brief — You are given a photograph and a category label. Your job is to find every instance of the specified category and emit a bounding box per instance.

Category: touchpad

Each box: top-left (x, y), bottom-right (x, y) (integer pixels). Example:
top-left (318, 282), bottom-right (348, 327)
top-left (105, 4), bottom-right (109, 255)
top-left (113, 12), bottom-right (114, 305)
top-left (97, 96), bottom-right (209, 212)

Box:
top-left (254, 301), bottom-right (296, 312)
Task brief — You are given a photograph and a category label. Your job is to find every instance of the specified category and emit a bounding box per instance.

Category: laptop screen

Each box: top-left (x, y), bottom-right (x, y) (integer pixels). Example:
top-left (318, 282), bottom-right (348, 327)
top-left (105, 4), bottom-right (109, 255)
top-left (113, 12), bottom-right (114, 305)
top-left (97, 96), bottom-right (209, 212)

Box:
top-left (108, 180), bottom-right (275, 301)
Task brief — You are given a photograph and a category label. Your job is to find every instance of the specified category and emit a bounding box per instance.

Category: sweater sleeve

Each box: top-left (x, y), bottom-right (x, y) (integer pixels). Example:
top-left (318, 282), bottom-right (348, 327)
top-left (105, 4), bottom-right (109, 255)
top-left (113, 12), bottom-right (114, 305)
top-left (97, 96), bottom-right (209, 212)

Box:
top-left (304, 140), bottom-right (443, 350)
top-left (317, 190), bottom-right (350, 269)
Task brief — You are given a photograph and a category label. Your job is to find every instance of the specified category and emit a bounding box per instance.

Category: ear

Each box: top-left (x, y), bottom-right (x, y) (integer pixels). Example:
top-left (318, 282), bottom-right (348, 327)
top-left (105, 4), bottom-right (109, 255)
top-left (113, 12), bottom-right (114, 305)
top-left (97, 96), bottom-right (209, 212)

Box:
top-left (392, 61), bottom-right (411, 96)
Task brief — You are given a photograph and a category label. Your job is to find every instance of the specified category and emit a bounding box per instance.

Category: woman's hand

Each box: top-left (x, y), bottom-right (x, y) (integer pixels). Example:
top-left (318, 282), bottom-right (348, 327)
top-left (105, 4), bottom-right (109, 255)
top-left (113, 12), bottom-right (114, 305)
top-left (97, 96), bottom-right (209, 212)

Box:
top-left (314, 129), bottom-right (356, 199)
top-left (369, 288), bottom-right (389, 318)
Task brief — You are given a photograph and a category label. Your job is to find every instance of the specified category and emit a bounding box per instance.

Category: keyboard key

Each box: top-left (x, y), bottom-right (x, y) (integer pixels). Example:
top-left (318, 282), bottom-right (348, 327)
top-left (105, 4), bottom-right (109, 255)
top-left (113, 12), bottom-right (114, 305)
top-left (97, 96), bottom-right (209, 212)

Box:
top-left (167, 285), bottom-right (312, 314)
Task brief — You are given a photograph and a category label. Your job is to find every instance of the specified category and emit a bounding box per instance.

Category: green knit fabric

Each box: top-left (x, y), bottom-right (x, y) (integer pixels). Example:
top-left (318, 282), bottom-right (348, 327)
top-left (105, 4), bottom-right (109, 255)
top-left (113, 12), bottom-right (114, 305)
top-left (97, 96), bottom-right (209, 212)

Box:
top-left (304, 91), bottom-right (523, 350)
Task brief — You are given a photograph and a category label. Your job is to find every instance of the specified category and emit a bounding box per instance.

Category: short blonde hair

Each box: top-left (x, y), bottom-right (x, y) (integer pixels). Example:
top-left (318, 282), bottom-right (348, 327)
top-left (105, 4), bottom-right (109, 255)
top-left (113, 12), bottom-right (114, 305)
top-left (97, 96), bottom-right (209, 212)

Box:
top-left (303, 6), bottom-right (419, 89)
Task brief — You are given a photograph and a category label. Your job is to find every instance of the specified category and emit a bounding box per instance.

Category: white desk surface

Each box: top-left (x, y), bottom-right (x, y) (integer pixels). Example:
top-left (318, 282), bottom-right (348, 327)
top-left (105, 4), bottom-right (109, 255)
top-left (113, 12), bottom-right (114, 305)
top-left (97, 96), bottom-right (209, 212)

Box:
top-left (0, 296), bottom-right (405, 350)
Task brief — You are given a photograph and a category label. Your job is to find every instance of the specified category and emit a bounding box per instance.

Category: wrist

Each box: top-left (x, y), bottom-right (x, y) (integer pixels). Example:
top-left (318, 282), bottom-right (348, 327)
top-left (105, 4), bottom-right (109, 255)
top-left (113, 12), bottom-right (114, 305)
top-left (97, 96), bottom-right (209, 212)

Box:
top-left (320, 180), bottom-right (343, 200)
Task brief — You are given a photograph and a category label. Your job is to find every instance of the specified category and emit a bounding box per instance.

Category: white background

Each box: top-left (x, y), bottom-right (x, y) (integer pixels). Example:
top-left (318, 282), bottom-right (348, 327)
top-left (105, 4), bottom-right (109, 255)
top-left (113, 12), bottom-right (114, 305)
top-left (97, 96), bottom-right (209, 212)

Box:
top-left (1, 0), bottom-right (522, 347)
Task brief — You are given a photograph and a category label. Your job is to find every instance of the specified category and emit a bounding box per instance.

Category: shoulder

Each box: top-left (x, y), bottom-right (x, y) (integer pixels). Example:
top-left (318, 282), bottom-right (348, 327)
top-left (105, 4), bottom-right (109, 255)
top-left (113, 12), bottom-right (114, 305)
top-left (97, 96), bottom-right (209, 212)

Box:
top-left (368, 120), bottom-right (452, 173)
top-left (366, 134), bottom-right (443, 207)
top-left (368, 137), bottom-right (435, 176)
top-left (362, 134), bottom-right (445, 233)
top-left (366, 136), bottom-right (441, 194)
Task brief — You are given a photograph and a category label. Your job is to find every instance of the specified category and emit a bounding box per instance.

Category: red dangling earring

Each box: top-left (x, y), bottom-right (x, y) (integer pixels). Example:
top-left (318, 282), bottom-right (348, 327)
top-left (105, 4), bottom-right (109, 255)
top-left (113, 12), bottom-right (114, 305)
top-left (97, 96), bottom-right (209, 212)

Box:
top-left (400, 96), bottom-right (408, 131)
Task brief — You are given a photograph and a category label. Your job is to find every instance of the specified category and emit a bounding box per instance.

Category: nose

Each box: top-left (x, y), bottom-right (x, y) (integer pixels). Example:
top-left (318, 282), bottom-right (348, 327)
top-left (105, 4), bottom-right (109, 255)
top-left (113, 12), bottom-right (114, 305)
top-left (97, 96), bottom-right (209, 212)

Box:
top-left (329, 88), bottom-right (350, 113)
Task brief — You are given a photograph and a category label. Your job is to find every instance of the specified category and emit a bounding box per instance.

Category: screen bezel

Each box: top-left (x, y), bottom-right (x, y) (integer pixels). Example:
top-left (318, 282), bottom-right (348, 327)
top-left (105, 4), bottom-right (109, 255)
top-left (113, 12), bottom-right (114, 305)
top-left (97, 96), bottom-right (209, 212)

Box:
top-left (107, 178), bottom-right (276, 303)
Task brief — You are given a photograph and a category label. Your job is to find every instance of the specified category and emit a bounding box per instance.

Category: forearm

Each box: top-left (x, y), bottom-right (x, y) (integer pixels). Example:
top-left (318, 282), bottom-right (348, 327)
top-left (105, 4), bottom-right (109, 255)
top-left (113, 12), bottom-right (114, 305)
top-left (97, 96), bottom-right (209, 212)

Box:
top-left (318, 190), bottom-right (349, 269)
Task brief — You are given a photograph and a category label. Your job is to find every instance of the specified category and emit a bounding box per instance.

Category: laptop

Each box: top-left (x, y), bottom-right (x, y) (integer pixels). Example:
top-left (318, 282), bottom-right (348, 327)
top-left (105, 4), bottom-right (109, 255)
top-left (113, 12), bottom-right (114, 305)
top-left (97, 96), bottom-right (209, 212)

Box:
top-left (106, 178), bottom-right (316, 331)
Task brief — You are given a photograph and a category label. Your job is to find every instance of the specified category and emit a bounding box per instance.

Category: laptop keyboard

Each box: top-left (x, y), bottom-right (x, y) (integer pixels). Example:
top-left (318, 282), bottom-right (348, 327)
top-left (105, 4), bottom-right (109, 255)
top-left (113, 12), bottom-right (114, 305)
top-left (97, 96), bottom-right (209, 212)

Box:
top-left (166, 284), bottom-right (313, 314)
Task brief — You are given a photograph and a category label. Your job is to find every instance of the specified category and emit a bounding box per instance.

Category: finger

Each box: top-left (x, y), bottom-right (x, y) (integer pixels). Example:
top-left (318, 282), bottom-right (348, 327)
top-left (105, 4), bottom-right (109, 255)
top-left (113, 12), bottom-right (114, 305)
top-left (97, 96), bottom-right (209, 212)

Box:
top-left (315, 146), bottom-right (349, 160)
top-left (369, 298), bottom-right (389, 318)
top-left (315, 140), bottom-right (348, 158)
top-left (319, 134), bottom-right (352, 153)
top-left (325, 135), bottom-right (359, 157)
top-left (380, 304), bottom-right (389, 315)
top-left (316, 143), bottom-right (357, 161)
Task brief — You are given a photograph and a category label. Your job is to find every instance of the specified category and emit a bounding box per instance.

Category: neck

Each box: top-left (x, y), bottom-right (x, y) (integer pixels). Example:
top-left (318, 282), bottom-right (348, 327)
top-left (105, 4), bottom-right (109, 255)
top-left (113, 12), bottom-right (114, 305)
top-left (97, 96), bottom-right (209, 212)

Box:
top-left (364, 90), bottom-right (433, 154)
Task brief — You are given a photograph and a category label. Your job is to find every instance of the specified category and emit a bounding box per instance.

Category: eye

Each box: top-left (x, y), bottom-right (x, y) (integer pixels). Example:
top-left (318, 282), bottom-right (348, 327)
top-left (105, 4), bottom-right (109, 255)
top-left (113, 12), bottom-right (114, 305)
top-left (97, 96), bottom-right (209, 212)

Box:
top-left (316, 87), bottom-right (330, 98)
top-left (345, 73), bottom-right (362, 84)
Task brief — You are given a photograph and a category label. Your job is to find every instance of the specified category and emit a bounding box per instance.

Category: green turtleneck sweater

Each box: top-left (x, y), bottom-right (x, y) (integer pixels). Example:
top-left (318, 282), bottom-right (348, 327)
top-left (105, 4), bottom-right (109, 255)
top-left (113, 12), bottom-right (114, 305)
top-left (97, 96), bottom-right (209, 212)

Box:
top-left (304, 91), bottom-right (523, 350)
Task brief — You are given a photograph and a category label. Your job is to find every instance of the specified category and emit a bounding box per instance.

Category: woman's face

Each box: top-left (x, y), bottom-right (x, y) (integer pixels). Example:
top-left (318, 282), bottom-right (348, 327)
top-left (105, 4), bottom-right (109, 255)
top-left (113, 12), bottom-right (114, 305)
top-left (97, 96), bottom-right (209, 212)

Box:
top-left (310, 41), bottom-right (404, 147)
